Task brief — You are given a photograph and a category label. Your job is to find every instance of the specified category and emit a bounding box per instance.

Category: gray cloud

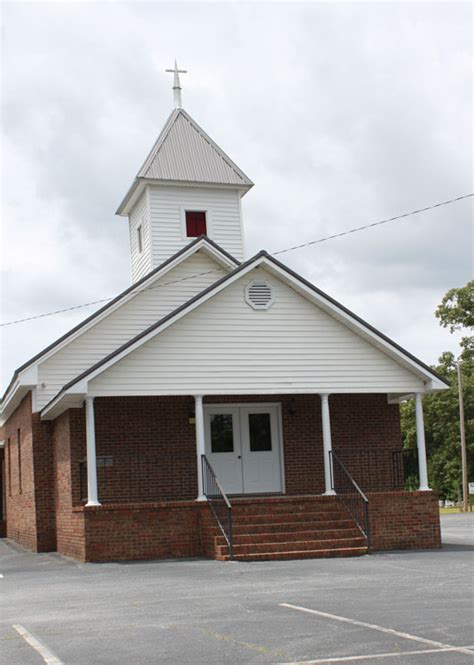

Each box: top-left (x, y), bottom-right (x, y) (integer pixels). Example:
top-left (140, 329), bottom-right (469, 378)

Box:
top-left (1, 1), bottom-right (472, 390)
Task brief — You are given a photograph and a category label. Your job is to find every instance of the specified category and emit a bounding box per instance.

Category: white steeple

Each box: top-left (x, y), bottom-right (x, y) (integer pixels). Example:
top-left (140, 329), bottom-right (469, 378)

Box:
top-left (117, 67), bottom-right (253, 283)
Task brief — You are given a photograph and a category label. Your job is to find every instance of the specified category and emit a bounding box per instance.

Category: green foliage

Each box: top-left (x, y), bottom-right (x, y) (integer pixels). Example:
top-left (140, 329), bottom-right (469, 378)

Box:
top-left (401, 280), bottom-right (473, 500)
top-left (435, 280), bottom-right (474, 333)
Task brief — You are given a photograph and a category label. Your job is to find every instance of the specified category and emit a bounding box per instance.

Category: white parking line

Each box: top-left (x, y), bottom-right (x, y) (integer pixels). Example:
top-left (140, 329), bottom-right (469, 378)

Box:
top-left (279, 604), bottom-right (474, 658)
top-left (12, 624), bottom-right (64, 665)
top-left (278, 646), bottom-right (474, 664)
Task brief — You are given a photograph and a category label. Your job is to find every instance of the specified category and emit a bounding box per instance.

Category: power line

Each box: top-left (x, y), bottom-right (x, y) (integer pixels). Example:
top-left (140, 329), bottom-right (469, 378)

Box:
top-left (272, 193), bottom-right (474, 255)
top-left (1, 192), bottom-right (472, 328)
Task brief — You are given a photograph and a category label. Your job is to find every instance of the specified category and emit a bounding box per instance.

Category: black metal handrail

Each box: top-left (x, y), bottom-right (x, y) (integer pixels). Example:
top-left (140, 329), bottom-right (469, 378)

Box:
top-left (330, 450), bottom-right (371, 553)
top-left (201, 455), bottom-right (233, 560)
top-left (331, 448), bottom-right (418, 491)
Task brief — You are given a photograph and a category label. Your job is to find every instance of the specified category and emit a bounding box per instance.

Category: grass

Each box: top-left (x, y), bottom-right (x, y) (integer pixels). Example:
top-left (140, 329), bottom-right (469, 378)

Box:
top-left (440, 506), bottom-right (474, 515)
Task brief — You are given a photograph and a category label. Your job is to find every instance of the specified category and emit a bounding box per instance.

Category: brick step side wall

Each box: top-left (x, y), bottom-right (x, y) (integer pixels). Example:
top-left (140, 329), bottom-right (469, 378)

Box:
top-left (368, 491), bottom-right (441, 551)
top-left (56, 491), bottom-right (441, 563)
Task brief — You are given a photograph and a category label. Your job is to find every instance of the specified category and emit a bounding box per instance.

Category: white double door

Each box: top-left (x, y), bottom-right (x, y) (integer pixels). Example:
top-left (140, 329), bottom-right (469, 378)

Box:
top-left (204, 404), bottom-right (283, 495)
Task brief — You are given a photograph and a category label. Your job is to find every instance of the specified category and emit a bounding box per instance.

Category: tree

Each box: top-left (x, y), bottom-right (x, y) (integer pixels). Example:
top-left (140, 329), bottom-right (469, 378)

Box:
top-left (435, 280), bottom-right (474, 333)
top-left (400, 281), bottom-right (473, 500)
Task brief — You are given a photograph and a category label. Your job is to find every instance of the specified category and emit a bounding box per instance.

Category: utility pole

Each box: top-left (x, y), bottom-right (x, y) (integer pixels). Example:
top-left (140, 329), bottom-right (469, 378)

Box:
top-left (457, 360), bottom-right (468, 512)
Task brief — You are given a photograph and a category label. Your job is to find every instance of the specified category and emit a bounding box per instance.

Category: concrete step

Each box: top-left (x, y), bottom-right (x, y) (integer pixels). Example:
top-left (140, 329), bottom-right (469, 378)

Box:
top-left (216, 546), bottom-right (368, 562)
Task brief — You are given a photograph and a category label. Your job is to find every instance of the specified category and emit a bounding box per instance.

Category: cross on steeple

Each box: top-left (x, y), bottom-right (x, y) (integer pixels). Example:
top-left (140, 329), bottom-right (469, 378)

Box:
top-left (165, 60), bottom-right (187, 108)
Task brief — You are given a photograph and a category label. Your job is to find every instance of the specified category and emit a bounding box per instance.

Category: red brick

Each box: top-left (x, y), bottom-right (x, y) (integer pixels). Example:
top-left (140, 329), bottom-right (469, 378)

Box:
top-left (2, 392), bottom-right (441, 561)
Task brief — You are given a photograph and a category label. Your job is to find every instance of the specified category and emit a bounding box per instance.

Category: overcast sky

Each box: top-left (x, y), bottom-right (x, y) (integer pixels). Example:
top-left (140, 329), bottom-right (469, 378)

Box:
top-left (1, 1), bottom-right (472, 391)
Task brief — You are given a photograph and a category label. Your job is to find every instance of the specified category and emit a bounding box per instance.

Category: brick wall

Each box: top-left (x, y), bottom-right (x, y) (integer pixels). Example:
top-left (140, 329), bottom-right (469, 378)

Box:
top-left (368, 491), bottom-right (441, 551)
top-left (0, 448), bottom-right (6, 538)
top-left (81, 501), bottom-right (203, 562)
top-left (206, 394), bottom-right (402, 494)
top-left (84, 394), bottom-right (402, 502)
top-left (331, 394), bottom-right (404, 490)
top-left (52, 409), bottom-right (86, 560)
top-left (3, 393), bottom-right (38, 549)
top-left (2, 392), bottom-right (409, 560)
top-left (75, 491), bottom-right (441, 562)
top-left (92, 396), bottom-right (198, 502)
top-left (31, 415), bottom-right (56, 551)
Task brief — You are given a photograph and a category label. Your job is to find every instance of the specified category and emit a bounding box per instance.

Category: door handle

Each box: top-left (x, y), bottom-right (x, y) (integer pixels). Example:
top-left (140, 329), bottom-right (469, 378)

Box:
top-left (238, 455), bottom-right (242, 459)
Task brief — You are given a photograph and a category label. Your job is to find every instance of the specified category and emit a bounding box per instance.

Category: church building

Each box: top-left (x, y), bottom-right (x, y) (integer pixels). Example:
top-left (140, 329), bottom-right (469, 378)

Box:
top-left (0, 64), bottom-right (445, 562)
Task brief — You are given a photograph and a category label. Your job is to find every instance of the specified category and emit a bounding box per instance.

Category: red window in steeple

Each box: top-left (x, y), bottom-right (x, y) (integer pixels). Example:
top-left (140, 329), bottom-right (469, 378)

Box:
top-left (185, 211), bottom-right (207, 237)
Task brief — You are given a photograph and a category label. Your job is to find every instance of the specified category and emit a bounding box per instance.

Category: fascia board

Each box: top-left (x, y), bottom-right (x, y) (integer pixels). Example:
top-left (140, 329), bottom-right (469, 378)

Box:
top-left (0, 378), bottom-right (22, 419)
top-left (387, 393), bottom-right (415, 404)
top-left (1, 366), bottom-right (38, 417)
top-left (116, 178), bottom-right (147, 216)
top-left (0, 385), bottom-right (30, 424)
top-left (148, 179), bottom-right (251, 190)
top-left (197, 244), bottom-right (237, 271)
top-left (68, 380), bottom-right (88, 395)
top-left (118, 179), bottom-right (252, 216)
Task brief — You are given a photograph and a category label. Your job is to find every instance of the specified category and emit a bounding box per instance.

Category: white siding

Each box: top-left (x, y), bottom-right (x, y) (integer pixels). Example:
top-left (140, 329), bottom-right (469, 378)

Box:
top-left (149, 185), bottom-right (244, 264)
top-left (90, 268), bottom-right (426, 396)
top-left (129, 192), bottom-right (152, 282)
top-left (37, 252), bottom-right (227, 409)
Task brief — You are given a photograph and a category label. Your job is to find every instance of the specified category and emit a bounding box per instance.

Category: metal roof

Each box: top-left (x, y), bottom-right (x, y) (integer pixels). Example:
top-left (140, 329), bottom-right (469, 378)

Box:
top-left (137, 108), bottom-right (254, 186)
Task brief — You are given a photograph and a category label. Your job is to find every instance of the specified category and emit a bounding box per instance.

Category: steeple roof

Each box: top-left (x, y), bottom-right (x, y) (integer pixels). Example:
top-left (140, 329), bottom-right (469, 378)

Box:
top-left (117, 108), bottom-right (253, 215)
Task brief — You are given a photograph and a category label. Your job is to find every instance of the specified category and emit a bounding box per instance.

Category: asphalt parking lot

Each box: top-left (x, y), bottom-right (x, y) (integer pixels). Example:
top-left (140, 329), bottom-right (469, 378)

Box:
top-left (1, 514), bottom-right (473, 665)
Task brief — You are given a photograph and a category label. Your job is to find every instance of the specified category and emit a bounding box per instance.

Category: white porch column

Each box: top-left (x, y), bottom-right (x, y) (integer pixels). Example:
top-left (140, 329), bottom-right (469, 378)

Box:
top-left (194, 395), bottom-right (206, 501)
top-left (415, 393), bottom-right (430, 491)
top-left (85, 396), bottom-right (101, 506)
top-left (321, 394), bottom-right (335, 495)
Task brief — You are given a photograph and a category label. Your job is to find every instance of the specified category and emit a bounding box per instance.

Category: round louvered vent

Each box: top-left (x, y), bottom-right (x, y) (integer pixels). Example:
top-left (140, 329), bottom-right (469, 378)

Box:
top-left (245, 280), bottom-right (274, 310)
